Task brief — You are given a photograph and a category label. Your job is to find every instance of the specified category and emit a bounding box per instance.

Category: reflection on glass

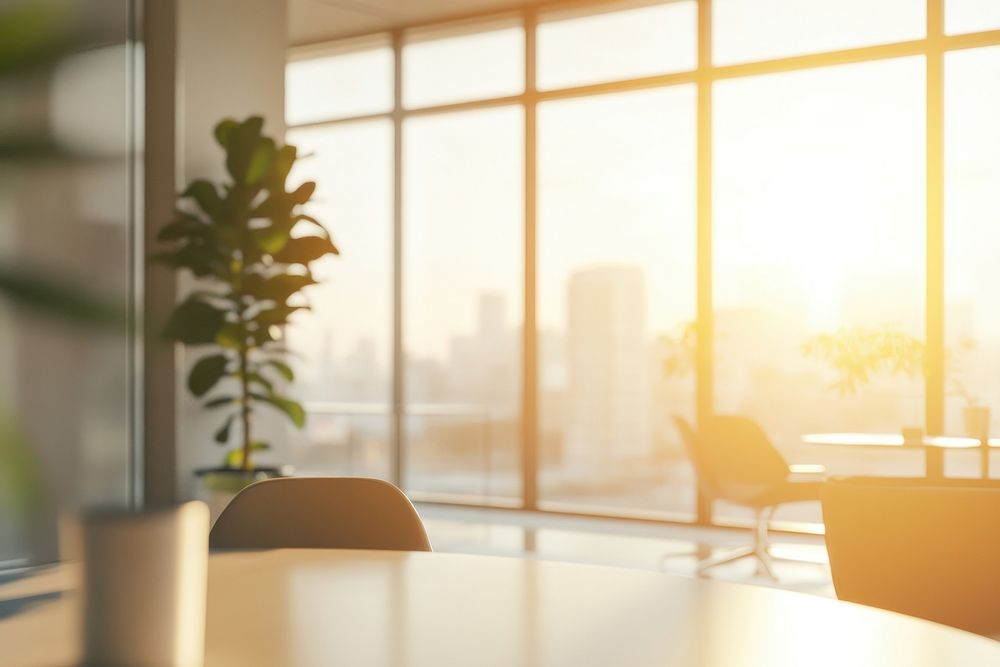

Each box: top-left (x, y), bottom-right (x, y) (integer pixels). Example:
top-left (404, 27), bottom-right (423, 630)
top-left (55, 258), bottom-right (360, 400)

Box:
top-left (945, 46), bottom-right (1000, 462)
top-left (2, 0), bottom-right (135, 565)
top-left (403, 21), bottom-right (524, 109)
top-left (286, 42), bottom-right (393, 124)
top-left (714, 57), bottom-right (926, 523)
top-left (946, 0), bottom-right (1000, 35)
top-left (537, 87), bottom-right (697, 516)
top-left (537, 0), bottom-right (696, 90)
top-left (403, 107), bottom-right (523, 502)
top-left (713, 0), bottom-right (924, 65)
top-left (286, 121), bottom-right (393, 478)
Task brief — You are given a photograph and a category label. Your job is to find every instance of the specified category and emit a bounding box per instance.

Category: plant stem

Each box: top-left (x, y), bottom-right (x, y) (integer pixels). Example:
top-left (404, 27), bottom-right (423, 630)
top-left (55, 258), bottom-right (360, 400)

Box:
top-left (236, 205), bottom-right (252, 472)
top-left (239, 340), bottom-right (251, 471)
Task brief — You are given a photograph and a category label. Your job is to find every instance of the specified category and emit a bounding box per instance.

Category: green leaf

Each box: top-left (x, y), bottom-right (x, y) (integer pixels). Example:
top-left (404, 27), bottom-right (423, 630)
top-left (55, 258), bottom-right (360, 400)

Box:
top-left (224, 448), bottom-right (244, 468)
top-left (251, 392), bottom-right (306, 428)
top-left (245, 372), bottom-right (273, 393)
top-left (246, 138), bottom-right (276, 185)
top-left (253, 305), bottom-right (306, 329)
top-left (162, 296), bottom-right (228, 345)
top-left (268, 145), bottom-right (297, 188)
top-left (0, 408), bottom-right (46, 518)
top-left (181, 180), bottom-right (223, 219)
top-left (289, 181), bottom-right (316, 205)
top-left (244, 273), bottom-right (316, 303)
top-left (271, 235), bottom-right (339, 265)
top-left (204, 395), bottom-right (236, 409)
top-left (262, 359), bottom-right (294, 382)
top-left (150, 242), bottom-right (224, 278)
top-left (215, 322), bottom-right (245, 350)
top-left (0, 1), bottom-right (79, 78)
top-left (293, 213), bottom-right (329, 236)
top-left (188, 353), bottom-right (229, 397)
top-left (214, 119), bottom-right (238, 148)
top-left (214, 413), bottom-right (236, 444)
top-left (251, 223), bottom-right (291, 255)
top-left (0, 263), bottom-right (124, 329)
top-left (157, 213), bottom-right (210, 242)
top-left (222, 441), bottom-right (270, 469)
top-left (224, 117), bottom-right (265, 184)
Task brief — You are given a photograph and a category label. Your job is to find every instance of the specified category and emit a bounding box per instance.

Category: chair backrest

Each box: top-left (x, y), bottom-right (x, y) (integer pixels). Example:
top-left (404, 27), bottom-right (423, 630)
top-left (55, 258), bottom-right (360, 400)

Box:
top-left (671, 415), bottom-right (719, 497)
top-left (823, 476), bottom-right (1000, 636)
top-left (210, 477), bottom-right (432, 552)
top-left (674, 415), bottom-right (791, 502)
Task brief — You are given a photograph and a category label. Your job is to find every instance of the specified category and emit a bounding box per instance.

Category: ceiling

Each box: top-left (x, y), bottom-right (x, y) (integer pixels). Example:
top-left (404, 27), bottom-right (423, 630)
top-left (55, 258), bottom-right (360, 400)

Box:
top-left (289, 0), bottom-right (546, 45)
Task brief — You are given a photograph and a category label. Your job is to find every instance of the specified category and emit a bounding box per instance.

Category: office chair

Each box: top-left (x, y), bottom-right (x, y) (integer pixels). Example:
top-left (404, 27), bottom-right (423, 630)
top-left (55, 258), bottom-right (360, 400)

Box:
top-left (671, 415), bottom-right (823, 579)
top-left (823, 476), bottom-right (1000, 636)
top-left (210, 476), bottom-right (432, 551)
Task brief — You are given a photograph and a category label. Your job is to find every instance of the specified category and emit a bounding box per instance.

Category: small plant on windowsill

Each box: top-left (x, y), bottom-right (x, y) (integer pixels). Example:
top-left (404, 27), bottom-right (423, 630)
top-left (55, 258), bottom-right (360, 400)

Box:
top-left (802, 325), bottom-right (925, 395)
top-left (153, 116), bottom-right (338, 494)
top-left (949, 337), bottom-right (991, 441)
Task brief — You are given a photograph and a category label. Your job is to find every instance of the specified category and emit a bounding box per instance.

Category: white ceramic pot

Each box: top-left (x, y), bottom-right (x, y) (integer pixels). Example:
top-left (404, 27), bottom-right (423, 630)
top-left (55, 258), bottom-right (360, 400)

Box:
top-left (964, 405), bottom-right (991, 442)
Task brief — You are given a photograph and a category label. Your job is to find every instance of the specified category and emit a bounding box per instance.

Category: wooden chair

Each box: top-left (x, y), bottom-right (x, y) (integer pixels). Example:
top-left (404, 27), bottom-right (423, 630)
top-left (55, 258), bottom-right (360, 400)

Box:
top-left (210, 477), bottom-right (432, 552)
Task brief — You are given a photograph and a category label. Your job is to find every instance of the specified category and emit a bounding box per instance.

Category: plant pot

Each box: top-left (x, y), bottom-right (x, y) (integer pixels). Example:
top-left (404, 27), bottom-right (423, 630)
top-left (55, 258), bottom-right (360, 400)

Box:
top-left (963, 405), bottom-right (991, 442)
top-left (194, 465), bottom-right (291, 525)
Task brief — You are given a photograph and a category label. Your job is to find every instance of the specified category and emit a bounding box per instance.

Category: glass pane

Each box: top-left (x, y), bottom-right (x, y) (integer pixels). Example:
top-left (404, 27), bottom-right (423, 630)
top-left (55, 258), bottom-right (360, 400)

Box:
top-left (403, 107), bottom-right (523, 502)
top-left (286, 41), bottom-right (393, 124)
top-left (537, 87), bottom-right (697, 517)
top-left (946, 0), bottom-right (1000, 34)
top-left (537, 1), bottom-right (697, 91)
top-left (2, 0), bottom-right (136, 566)
top-left (713, 0), bottom-right (925, 65)
top-left (945, 46), bottom-right (1000, 477)
top-left (714, 57), bottom-right (926, 526)
top-left (286, 120), bottom-right (393, 479)
top-left (403, 21), bottom-right (524, 108)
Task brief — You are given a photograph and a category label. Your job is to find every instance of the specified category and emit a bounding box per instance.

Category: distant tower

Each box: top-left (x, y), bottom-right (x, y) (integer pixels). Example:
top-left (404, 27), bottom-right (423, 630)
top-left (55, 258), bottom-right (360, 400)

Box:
top-left (565, 266), bottom-right (651, 475)
top-left (478, 292), bottom-right (506, 342)
top-left (476, 291), bottom-right (515, 407)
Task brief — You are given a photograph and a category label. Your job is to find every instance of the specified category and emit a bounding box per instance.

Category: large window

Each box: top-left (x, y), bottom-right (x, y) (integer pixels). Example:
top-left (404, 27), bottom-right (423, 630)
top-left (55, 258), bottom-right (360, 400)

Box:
top-left (286, 1), bottom-right (1000, 528)
top-left (537, 86), bottom-right (696, 516)
top-left (944, 45), bottom-right (1000, 477)
top-left (714, 57), bottom-right (926, 522)
top-left (285, 120), bottom-right (393, 479)
top-left (403, 106), bottom-right (523, 502)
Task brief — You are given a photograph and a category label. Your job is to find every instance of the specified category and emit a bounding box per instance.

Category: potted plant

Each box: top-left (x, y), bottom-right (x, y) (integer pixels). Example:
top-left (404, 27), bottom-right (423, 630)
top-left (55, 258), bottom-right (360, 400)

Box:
top-left (153, 116), bottom-right (337, 507)
top-left (803, 325), bottom-right (926, 396)
top-left (950, 337), bottom-right (990, 442)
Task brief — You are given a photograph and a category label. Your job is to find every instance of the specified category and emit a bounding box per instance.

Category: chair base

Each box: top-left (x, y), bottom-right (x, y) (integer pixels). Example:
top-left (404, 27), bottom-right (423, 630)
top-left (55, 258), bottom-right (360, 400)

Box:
top-left (660, 507), bottom-right (782, 580)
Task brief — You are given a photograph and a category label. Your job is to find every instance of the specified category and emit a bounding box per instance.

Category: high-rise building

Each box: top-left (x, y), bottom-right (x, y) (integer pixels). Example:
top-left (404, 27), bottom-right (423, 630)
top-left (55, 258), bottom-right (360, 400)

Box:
top-left (565, 266), bottom-right (651, 475)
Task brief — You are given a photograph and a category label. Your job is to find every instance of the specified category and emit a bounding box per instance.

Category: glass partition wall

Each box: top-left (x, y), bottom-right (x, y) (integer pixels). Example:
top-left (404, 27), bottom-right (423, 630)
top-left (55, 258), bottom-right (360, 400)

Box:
top-left (285, 0), bottom-right (1000, 529)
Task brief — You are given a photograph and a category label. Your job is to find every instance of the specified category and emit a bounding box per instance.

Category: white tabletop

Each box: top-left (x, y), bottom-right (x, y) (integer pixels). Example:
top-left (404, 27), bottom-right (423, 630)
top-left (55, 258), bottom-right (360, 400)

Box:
top-left (2, 549), bottom-right (999, 666)
top-left (803, 432), bottom-right (1000, 449)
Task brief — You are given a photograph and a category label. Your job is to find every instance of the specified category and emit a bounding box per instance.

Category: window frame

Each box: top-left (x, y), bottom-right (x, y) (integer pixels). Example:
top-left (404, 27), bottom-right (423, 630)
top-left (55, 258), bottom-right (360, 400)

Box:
top-left (285, 0), bottom-right (1000, 533)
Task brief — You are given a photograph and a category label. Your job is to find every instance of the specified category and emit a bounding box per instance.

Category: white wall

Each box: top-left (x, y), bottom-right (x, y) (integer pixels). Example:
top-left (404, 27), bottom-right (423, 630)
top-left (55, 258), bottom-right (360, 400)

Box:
top-left (174, 0), bottom-right (289, 498)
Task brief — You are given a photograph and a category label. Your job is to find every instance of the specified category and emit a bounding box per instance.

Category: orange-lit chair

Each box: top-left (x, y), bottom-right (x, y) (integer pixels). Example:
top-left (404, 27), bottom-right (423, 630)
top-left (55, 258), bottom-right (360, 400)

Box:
top-left (823, 476), bottom-right (1000, 636)
top-left (210, 476), bottom-right (432, 551)
top-left (672, 415), bottom-right (824, 578)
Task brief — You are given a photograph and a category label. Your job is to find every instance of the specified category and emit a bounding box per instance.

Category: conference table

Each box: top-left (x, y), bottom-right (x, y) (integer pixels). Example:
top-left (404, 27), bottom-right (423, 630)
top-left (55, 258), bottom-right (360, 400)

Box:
top-left (3, 549), bottom-right (1000, 666)
top-left (804, 432), bottom-right (1000, 479)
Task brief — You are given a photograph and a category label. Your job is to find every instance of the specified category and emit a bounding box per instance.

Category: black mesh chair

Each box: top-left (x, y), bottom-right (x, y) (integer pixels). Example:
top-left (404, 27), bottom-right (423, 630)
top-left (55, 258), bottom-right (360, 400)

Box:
top-left (672, 414), bottom-right (824, 578)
